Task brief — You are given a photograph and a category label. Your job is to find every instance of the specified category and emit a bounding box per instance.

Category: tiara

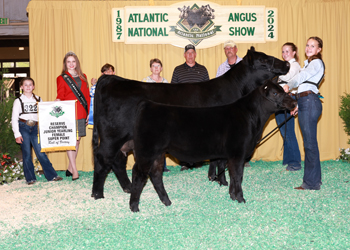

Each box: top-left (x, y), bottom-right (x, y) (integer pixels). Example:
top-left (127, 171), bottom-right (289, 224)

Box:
top-left (65, 51), bottom-right (76, 56)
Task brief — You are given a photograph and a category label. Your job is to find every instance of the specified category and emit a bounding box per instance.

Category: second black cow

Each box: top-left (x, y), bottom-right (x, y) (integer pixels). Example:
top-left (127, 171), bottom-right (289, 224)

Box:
top-left (130, 81), bottom-right (297, 212)
top-left (92, 47), bottom-right (289, 199)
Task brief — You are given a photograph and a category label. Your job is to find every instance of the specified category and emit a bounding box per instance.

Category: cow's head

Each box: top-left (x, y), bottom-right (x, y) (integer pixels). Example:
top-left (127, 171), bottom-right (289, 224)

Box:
top-left (244, 47), bottom-right (290, 76)
top-left (260, 80), bottom-right (297, 111)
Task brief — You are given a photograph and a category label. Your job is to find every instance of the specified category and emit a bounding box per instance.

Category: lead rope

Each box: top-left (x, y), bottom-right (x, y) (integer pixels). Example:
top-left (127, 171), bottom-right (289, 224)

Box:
top-left (214, 114), bottom-right (293, 180)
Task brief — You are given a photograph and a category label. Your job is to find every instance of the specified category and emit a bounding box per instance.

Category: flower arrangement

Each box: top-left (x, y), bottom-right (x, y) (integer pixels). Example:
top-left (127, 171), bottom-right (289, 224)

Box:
top-left (0, 153), bottom-right (42, 184)
top-left (0, 153), bottom-right (24, 184)
top-left (337, 148), bottom-right (350, 163)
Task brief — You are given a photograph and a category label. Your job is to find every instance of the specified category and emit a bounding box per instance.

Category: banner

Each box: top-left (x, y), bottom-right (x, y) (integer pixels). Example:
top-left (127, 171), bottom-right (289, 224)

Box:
top-left (38, 100), bottom-right (77, 152)
top-left (87, 85), bottom-right (95, 129)
top-left (112, 1), bottom-right (277, 49)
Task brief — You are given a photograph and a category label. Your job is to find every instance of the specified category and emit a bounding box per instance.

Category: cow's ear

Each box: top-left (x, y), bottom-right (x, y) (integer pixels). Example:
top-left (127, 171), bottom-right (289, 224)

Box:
top-left (250, 46), bottom-right (255, 51)
top-left (247, 49), bottom-right (254, 66)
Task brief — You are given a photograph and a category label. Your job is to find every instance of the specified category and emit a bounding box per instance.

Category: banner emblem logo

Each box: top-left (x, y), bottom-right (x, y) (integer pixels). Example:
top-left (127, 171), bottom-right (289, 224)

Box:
top-left (50, 106), bottom-right (65, 118)
top-left (170, 4), bottom-right (221, 46)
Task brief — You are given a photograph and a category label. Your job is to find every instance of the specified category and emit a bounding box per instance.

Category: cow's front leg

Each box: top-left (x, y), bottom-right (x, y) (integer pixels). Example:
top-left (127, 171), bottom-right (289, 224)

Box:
top-left (227, 159), bottom-right (246, 203)
top-left (92, 148), bottom-right (113, 199)
top-left (216, 159), bottom-right (228, 186)
top-left (149, 155), bottom-right (171, 207)
top-left (129, 163), bottom-right (150, 212)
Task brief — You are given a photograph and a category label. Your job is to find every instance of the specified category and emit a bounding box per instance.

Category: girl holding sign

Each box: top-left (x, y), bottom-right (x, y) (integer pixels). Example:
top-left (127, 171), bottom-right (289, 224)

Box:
top-left (11, 77), bottom-right (63, 185)
top-left (56, 52), bottom-right (90, 181)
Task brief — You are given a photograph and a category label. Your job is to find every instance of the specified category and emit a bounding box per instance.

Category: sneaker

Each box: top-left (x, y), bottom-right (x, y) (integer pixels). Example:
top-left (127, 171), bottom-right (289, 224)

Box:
top-left (244, 162), bottom-right (251, 167)
top-left (286, 165), bottom-right (301, 171)
top-left (52, 176), bottom-right (63, 181)
top-left (180, 165), bottom-right (189, 171)
top-left (163, 167), bottom-right (171, 172)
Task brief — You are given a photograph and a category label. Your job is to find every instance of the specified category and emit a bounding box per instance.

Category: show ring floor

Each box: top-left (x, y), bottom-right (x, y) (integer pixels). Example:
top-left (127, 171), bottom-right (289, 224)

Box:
top-left (0, 160), bottom-right (349, 249)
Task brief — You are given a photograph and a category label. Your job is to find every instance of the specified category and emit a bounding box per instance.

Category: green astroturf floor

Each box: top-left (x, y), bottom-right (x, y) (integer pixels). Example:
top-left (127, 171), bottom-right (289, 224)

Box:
top-left (0, 160), bottom-right (349, 249)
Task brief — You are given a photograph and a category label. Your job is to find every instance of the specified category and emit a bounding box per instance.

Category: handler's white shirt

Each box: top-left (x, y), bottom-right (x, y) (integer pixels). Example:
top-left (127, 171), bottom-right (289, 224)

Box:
top-left (287, 59), bottom-right (324, 94)
top-left (11, 94), bottom-right (40, 138)
top-left (278, 58), bottom-right (300, 94)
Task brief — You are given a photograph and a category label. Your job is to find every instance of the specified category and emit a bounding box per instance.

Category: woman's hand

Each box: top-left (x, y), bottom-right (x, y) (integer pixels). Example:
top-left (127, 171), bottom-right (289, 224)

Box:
top-left (290, 106), bottom-right (298, 116)
top-left (86, 115), bottom-right (89, 126)
top-left (283, 85), bottom-right (290, 93)
top-left (15, 136), bottom-right (23, 144)
top-left (91, 78), bottom-right (97, 86)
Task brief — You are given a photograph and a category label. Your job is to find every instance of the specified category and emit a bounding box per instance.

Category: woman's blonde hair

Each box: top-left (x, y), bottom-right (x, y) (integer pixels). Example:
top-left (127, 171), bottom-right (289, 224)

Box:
top-left (61, 51), bottom-right (88, 84)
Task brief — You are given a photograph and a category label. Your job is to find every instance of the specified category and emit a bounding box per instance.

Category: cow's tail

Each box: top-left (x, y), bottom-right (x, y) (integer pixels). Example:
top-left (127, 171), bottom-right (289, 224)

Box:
top-left (92, 76), bottom-right (108, 173)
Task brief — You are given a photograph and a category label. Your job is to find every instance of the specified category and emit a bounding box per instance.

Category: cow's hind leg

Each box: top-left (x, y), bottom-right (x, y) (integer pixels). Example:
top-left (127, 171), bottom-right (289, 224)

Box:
top-left (92, 142), bottom-right (132, 199)
top-left (227, 159), bottom-right (246, 203)
top-left (111, 150), bottom-right (132, 193)
top-left (129, 162), bottom-right (151, 212)
top-left (149, 155), bottom-right (171, 207)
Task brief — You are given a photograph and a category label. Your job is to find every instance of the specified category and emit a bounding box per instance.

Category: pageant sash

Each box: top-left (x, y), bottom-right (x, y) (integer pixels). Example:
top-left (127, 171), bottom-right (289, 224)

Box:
top-left (38, 100), bottom-right (77, 152)
top-left (61, 73), bottom-right (89, 116)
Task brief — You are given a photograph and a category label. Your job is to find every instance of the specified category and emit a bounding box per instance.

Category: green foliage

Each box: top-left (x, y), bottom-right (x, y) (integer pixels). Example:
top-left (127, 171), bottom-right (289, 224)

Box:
top-left (0, 71), bottom-right (21, 156)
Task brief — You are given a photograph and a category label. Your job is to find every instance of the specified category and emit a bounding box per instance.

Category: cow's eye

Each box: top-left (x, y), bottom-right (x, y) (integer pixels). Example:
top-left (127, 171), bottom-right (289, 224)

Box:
top-left (273, 92), bottom-right (277, 96)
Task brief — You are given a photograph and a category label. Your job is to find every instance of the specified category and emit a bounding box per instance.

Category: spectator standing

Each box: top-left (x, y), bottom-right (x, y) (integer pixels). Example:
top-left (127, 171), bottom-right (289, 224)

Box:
top-left (142, 58), bottom-right (169, 83)
top-left (171, 44), bottom-right (209, 83)
top-left (216, 40), bottom-right (242, 77)
top-left (142, 58), bottom-right (170, 172)
top-left (88, 64), bottom-right (115, 128)
top-left (171, 44), bottom-right (209, 171)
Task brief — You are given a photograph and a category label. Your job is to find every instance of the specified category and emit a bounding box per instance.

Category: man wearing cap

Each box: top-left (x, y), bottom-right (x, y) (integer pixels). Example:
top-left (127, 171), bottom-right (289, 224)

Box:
top-left (216, 40), bottom-right (250, 168)
top-left (216, 40), bottom-right (242, 77)
top-left (171, 44), bottom-right (209, 171)
top-left (171, 44), bottom-right (209, 83)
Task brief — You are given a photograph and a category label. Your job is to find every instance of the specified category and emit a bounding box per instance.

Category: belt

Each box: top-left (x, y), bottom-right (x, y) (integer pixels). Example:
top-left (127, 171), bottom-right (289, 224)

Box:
top-left (289, 93), bottom-right (296, 96)
top-left (296, 90), bottom-right (316, 99)
top-left (19, 118), bottom-right (38, 126)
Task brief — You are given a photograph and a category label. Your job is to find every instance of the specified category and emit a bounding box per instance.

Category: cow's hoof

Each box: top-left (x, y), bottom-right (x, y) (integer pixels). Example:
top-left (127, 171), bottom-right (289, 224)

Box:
top-left (130, 204), bottom-right (140, 212)
top-left (218, 180), bottom-right (228, 186)
top-left (208, 175), bottom-right (216, 182)
top-left (93, 193), bottom-right (105, 200)
top-left (162, 199), bottom-right (172, 206)
top-left (230, 193), bottom-right (236, 201)
top-left (237, 197), bottom-right (246, 203)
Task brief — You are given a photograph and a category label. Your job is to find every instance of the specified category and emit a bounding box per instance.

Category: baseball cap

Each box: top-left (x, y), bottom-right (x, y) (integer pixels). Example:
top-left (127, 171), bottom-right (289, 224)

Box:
top-left (224, 40), bottom-right (237, 48)
top-left (184, 44), bottom-right (196, 52)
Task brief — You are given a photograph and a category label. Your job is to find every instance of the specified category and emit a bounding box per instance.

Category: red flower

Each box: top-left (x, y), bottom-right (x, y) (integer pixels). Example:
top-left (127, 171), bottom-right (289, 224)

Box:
top-left (8, 157), bottom-right (10, 159)
top-left (2, 155), bottom-right (7, 159)
top-left (1, 161), bottom-right (5, 166)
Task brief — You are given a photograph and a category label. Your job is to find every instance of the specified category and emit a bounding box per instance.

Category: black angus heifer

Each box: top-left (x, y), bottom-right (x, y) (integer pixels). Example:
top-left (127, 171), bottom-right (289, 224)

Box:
top-left (92, 47), bottom-right (290, 199)
top-left (130, 81), bottom-right (297, 212)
